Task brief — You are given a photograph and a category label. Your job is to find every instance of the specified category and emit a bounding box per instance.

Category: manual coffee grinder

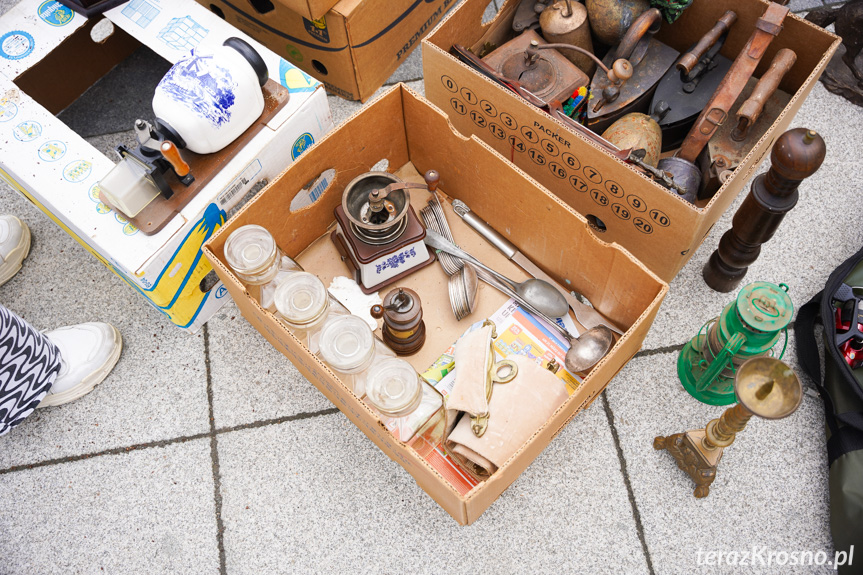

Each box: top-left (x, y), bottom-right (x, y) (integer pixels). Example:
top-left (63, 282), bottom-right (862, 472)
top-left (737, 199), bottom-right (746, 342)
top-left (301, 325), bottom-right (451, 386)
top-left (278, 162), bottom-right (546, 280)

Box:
top-left (332, 170), bottom-right (439, 294)
top-left (678, 281), bottom-right (792, 405)
top-left (371, 287), bottom-right (426, 355)
top-left (655, 357), bottom-right (802, 498)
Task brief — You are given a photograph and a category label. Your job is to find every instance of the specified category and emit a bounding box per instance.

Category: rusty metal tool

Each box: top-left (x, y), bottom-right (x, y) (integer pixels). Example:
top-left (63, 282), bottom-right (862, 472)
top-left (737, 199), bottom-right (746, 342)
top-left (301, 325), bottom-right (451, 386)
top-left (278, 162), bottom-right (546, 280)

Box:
top-left (701, 48), bottom-right (797, 196)
top-left (650, 10), bottom-right (738, 151)
top-left (657, 2), bottom-right (790, 203)
top-left (587, 8), bottom-right (679, 132)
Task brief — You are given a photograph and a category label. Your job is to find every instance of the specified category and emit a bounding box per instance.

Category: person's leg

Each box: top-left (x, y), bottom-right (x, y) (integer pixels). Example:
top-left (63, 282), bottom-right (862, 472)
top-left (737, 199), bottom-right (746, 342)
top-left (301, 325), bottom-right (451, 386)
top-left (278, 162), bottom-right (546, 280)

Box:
top-left (38, 322), bottom-right (122, 408)
top-left (0, 304), bottom-right (61, 436)
top-left (0, 215), bottom-right (31, 287)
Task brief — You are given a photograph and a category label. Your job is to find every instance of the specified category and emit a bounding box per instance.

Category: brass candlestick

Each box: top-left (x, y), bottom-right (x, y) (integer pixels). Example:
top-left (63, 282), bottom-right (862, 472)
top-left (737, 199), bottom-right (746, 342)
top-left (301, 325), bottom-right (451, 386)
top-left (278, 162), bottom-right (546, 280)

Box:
top-left (654, 357), bottom-right (802, 498)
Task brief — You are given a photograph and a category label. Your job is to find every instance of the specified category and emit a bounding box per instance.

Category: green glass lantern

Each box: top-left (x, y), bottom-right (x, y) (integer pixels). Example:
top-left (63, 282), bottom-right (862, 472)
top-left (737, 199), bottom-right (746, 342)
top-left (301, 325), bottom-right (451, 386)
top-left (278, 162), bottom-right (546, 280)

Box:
top-left (678, 281), bottom-right (792, 405)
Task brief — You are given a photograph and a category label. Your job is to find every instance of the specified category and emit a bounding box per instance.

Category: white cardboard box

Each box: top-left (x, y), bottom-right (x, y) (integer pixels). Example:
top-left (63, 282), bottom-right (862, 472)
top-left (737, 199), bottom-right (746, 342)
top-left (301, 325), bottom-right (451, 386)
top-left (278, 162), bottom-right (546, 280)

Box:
top-left (0, 0), bottom-right (333, 331)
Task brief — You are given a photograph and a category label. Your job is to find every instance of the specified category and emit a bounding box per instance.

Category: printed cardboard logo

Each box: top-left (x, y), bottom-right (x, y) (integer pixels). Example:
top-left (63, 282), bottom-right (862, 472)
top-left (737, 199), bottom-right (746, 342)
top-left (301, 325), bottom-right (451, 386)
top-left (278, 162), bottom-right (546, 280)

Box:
top-left (62, 160), bottom-right (92, 183)
top-left (0, 31), bottom-right (34, 61)
top-left (0, 99), bottom-right (18, 122)
top-left (14, 121), bottom-right (41, 142)
top-left (284, 45), bottom-right (303, 63)
top-left (113, 213), bottom-right (139, 235)
top-left (158, 16), bottom-right (208, 51)
top-left (279, 59), bottom-right (319, 93)
top-left (38, 1), bottom-right (75, 26)
top-left (303, 16), bottom-right (329, 44)
top-left (291, 133), bottom-right (314, 160)
top-left (38, 140), bottom-right (66, 162)
top-left (121, 0), bottom-right (160, 29)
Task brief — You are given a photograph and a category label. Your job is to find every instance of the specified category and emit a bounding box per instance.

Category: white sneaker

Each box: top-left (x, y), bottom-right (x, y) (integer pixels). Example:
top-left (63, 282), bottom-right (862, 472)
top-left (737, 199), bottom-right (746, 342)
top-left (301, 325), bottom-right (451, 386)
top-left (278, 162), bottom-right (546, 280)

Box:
top-left (0, 215), bottom-right (31, 287)
top-left (38, 322), bottom-right (123, 408)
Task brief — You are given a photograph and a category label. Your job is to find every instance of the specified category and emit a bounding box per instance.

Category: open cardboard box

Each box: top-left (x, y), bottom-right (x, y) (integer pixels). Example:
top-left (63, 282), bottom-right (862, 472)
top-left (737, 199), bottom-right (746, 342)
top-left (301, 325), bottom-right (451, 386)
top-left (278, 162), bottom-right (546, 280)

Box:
top-left (203, 84), bottom-right (668, 523)
top-left (0, 0), bottom-right (331, 331)
top-left (199, 0), bottom-right (455, 101)
top-left (422, 0), bottom-right (840, 282)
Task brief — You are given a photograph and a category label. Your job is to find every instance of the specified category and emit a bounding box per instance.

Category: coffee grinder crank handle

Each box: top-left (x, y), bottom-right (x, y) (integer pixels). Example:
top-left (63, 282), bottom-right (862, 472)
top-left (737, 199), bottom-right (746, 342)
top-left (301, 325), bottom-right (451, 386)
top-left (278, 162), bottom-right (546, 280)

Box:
top-left (677, 11), bottom-right (738, 76)
top-left (732, 48), bottom-right (797, 141)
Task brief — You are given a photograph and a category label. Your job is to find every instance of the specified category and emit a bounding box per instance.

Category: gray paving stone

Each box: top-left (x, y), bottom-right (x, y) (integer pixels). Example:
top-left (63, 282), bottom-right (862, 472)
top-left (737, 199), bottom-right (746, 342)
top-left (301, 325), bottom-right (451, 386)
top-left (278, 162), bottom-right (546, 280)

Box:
top-left (482, 0), bottom-right (501, 24)
top-left (0, 439), bottom-right (219, 574)
top-left (789, 0), bottom-right (823, 13)
top-left (0, 180), bottom-right (210, 468)
top-left (57, 45), bottom-right (171, 138)
top-left (386, 42), bottom-right (424, 85)
top-left (604, 334), bottom-right (833, 575)
top-left (327, 80), bottom-right (424, 126)
top-left (642, 82), bottom-right (863, 352)
top-left (84, 129), bottom-right (137, 159)
top-left (207, 300), bottom-right (334, 429)
top-left (217, 401), bottom-right (647, 574)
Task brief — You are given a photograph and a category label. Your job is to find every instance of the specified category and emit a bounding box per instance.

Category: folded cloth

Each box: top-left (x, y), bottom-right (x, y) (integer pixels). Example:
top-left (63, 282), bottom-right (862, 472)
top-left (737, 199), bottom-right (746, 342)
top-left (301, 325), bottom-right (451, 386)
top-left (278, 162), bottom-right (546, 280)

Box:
top-left (446, 355), bottom-right (569, 478)
top-left (447, 323), bottom-right (495, 417)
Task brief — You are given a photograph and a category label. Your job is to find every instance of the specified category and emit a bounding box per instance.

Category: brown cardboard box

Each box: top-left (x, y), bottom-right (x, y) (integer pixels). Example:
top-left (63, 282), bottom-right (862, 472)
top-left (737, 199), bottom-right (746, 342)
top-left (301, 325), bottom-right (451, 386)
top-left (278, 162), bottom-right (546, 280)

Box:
top-left (422, 0), bottom-right (840, 282)
top-left (203, 85), bottom-right (668, 524)
top-left (262, 0), bottom-right (340, 21)
top-left (200, 0), bottom-right (455, 101)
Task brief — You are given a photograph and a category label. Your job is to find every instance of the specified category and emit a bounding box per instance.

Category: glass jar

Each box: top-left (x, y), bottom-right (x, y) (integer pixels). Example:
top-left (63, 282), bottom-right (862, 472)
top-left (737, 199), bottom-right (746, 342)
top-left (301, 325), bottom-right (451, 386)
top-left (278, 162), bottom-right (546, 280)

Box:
top-left (274, 272), bottom-right (349, 353)
top-left (224, 224), bottom-right (300, 312)
top-left (364, 357), bottom-right (445, 446)
top-left (318, 314), bottom-right (393, 396)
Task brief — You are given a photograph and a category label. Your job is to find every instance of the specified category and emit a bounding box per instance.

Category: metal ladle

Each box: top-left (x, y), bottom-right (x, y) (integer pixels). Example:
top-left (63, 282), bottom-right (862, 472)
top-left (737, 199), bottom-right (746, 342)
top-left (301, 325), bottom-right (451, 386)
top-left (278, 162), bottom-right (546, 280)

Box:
top-left (478, 269), bottom-right (615, 372)
top-left (423, 229), bottom-right (569, 318)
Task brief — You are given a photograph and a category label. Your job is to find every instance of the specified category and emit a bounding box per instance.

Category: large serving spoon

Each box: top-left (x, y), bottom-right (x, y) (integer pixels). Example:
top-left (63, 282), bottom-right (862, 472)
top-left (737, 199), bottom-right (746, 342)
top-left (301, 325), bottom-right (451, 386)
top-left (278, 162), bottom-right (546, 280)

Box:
top-left (423, 229), bottom-right (569, 319)
top-left (478, 269), bottom-right (615, 373)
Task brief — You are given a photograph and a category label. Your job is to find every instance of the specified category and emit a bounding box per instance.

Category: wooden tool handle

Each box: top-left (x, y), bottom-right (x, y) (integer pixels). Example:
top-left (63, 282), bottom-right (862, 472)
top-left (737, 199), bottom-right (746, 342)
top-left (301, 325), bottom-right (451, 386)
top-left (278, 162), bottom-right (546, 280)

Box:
top-left (615, 8), bottom-right (661, 61)
top-left (736, 48), bottom-right (796, 125)
top-left (160, 141), bottom-right (190, 177)
top-left (424, 169), bottom-right (440, 192)
top-left (677, 11), bottom-right (738, 75)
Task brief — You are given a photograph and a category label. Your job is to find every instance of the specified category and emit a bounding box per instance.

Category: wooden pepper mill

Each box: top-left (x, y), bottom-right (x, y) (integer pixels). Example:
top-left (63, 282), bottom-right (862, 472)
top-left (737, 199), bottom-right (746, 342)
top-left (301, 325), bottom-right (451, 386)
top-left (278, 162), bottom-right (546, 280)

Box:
top-left (702, 128), bottom-right (826, 292)
top-left (371, 287), bottom-right (425, 355)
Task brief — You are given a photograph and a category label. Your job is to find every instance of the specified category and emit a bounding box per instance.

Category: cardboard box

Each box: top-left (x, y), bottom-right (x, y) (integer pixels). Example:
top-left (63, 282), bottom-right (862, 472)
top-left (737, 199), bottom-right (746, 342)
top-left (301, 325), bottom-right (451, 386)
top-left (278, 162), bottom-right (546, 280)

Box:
top-left (422, 0), bottom-right (840, 281)
top-left (256, 0), bottom-right (340, 22)
top-left (203, 84), bottom-right (668, 524)
top-left (0, 0), bottom-right (333, 331)
top-left (199, 0), bottom-right (455, 101)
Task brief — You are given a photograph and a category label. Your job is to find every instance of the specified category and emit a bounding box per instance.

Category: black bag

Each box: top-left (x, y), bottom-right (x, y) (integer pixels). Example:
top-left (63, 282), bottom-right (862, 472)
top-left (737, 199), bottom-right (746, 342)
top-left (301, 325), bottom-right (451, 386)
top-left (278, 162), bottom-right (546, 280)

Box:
top-left (796, 247), bottom-right (863, 574)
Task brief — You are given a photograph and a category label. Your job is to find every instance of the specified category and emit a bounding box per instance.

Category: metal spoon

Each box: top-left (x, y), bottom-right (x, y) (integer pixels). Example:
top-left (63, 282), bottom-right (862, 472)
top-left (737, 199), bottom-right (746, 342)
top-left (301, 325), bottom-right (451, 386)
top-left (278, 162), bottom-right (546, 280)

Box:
top-left (478, 269), bottom-right (614, 372)
top-left (448, 263), bottom-right (478, 320)
top-left (424, 229), bottom-right (569, 318)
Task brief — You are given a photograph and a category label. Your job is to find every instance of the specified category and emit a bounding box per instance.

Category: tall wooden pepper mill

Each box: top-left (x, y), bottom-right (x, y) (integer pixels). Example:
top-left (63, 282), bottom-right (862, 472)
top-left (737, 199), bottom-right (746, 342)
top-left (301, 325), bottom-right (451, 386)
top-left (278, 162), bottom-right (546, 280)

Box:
top-left (371, 287), bottom-right (426, 355)
top-left (702, 128), bottom-right (826, 292)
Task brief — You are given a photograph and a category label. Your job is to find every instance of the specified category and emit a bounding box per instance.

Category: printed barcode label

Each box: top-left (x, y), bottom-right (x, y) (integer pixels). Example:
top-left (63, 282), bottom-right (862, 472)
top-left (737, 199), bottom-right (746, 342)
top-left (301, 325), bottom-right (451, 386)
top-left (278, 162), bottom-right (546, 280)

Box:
top-left (219, 178), bottom-right (247, 206)
top-left (217, 160), bottom-right (262, 207)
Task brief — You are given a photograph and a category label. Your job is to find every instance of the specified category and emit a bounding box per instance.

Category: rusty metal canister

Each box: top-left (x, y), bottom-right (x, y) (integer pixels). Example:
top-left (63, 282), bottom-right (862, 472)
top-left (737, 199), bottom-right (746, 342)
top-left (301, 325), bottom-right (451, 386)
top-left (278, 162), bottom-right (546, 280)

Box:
top-left (540, 0), bottom-right (596, 76)
top-left (585, 0), bottom-right (650, 46)
top-left (601, 112), bottom-right (662, 167)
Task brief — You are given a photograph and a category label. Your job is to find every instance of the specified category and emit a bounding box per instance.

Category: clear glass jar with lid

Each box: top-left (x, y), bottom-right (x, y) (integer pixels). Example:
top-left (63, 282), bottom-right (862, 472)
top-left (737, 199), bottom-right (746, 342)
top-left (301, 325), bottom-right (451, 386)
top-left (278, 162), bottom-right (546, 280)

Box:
top-left (273, 272), bottom-right (349, 353)
top-left (317, 314), bottom-right (394, 396)
top-left (223, 224), bottom-right (300, 312)
top-left (364, 357), bottom-right (445, 446)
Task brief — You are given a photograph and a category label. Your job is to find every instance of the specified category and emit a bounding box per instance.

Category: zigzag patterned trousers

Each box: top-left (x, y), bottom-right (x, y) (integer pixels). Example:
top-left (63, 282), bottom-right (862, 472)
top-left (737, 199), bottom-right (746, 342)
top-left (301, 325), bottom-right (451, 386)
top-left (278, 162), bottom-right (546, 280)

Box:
top-left (0, 305), bottom-right (61, 436)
